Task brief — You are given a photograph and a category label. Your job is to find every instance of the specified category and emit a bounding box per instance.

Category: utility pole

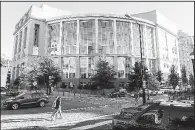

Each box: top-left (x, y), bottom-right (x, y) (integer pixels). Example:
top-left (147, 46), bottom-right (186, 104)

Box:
top-left (125, 14), bottom-right (146, 104)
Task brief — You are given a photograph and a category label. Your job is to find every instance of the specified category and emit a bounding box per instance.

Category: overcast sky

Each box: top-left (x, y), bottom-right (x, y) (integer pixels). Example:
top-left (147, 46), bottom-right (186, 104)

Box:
top-left (1, 2), bottom-right (194, 59)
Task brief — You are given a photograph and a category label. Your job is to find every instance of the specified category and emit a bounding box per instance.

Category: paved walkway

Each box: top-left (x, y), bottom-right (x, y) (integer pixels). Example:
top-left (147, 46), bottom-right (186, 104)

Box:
top-left (1, 111), bottom-right (103, 130)
top-left (69, 120), bottom-right (112, 130)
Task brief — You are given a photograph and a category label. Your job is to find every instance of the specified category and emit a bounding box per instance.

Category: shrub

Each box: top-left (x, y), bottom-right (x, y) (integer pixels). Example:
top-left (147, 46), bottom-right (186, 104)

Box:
top-left (126, 123), bottom-right (168, 130)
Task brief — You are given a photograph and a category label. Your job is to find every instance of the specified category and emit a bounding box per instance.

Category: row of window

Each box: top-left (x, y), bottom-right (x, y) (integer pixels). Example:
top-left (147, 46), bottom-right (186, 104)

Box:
top-left (12, 62), bottom-right (25, 80)
top-left (48, 20), bottom-right (155, 56)
top-left (14, 24), bottom-right (39, 61)
top-left (60, 81), bottom-right (129, 88)
top-left (164, 63), bottom-right (169, 68)
top-left (60, 56), bottom-right (155, 79)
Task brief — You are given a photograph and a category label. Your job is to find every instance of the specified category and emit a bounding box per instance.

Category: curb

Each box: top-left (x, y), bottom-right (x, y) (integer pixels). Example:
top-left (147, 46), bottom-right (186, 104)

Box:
top-left (48, 113), bottom-right (117, 128)
top-left (69, 120), bottom-right (112, 130)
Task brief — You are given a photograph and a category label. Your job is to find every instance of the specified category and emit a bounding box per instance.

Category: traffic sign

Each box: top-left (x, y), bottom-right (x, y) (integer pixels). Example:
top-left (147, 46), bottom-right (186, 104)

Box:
top-left (33, 81), bottom-right (37, 86)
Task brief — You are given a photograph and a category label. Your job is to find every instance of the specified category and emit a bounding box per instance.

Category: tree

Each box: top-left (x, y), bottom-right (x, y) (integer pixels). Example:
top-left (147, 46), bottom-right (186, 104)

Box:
top-left (19, 56), bottom-right (62, 94)
top-left (90, 58), bottom-right (117, 90)
top-left (181, 65), bottom-right (188, 85)
top-left (156, 71), bottom-right (163, 84)
top-left (37, 57), bottom-right (62, 94)
top-left (13, 77), bottom-right (20, 87)
top-left (147, 73), bottom-right (160, 91)
top-left (189, 74), bottom-right (194, 88)
top-left (168, 65), bottom-right (179, 89)
top-left (128, 62), bottom-right (149, 92)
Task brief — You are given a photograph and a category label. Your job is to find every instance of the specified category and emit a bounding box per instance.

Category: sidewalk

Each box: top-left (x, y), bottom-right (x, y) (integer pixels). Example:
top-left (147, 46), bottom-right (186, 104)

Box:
top-left (1, 111), bottom-right (103, 130)
top-left (1, 92), bottom-right (169, 130)
top-left (1, 98), bottom-right (142, 130)
top-left (50, 91), bottom-right (97, 99)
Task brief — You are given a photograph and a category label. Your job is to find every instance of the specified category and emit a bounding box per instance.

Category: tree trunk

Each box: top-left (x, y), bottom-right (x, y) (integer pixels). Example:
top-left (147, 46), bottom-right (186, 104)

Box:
top-left (46, 82), bottom-right (49, 95)
top-left (49, 85), bottom-right (51, 95)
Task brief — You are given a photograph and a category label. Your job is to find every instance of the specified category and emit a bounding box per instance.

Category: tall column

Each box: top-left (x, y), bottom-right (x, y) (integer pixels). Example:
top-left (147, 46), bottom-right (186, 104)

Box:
top-left (76, 56), bottom-right (80, 78)
top-left (45, 24), bottom-right (49, 55)
top-left (95, 19), bottom-right (98, 53)
top-left (114, 56), bottom-right (118, 76)
top-left (153, 27), bottom-right (158, 72)
top-left (130, 23), bottom-right (135, 67)
top-left (20, 29), bottom-right (24, 58)
top-left (58, 21), bottom-right (63, 73)
top-left (59, 21), bottom-right (63, 55)
top-left (13, 35), bottom-right (18, 61)
top-left (113, 20), bottom-right (117, 54)
top-left (76, 20), bottom-right (80, 54)
top-left (144, 25), bottom-right (149, 69)
top-left (155, 27), bottom-right (160, 72)
top-left (16, 33), bottom-right (20, 60)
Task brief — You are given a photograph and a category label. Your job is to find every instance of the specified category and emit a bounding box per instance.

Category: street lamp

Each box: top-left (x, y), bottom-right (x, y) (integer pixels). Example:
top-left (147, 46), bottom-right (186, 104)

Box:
top-left (125, 14), bottom-right (146, 104)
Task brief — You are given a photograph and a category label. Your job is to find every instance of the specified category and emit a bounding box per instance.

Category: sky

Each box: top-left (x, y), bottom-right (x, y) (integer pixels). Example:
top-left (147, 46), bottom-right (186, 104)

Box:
top-left (1, 2), bottom-right (194, 60)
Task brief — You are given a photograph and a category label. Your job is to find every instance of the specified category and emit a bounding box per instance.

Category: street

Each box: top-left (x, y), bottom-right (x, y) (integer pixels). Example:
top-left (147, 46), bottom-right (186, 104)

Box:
top-left (1, 98), bottom-right (99, 115)
top-left (1, 93), bottom-right (170, 130)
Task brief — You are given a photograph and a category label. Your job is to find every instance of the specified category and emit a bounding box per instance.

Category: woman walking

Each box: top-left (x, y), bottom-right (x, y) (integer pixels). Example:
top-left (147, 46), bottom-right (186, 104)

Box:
top-left (51, 96), bottom-right (62, 121)
top-left (134, 91), bottom-right (139, 105)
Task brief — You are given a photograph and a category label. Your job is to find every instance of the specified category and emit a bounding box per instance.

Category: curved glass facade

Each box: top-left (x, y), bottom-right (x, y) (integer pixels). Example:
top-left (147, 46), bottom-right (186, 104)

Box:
top-left (46, 17), bottom-right (156, 87)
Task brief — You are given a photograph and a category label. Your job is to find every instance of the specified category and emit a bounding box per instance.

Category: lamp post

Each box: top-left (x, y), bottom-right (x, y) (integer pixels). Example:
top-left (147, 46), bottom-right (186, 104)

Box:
top-left (125, 14), bottom-right (146, 104)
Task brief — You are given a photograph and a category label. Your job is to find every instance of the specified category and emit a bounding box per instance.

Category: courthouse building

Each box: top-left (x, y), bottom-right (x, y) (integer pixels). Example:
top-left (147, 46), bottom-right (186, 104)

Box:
top-left (11, 4), bottom-right (181, 88)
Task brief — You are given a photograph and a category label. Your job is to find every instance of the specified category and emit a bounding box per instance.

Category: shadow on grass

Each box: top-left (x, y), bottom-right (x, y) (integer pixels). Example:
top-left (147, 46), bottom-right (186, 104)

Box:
top-left (9, 126), bottom-right (50, 130)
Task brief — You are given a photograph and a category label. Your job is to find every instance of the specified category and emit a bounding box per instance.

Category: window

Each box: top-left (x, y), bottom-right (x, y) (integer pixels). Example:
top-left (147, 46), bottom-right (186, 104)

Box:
top-left (14, 35), bottom-right (18, 55)
top-left (116, 21), bottom-right (131, 54)
top-left (98, 20), bottom-right (114, 54)
top-left (69, 73), bottom-right (75, 78)
top-left (80, 68), bottom-right (87, 78)
top-left (146, 27), bottom-right (154, 57)
top-left (69, 57), bottom-right (76, 77)
top-left (23, 27), bottom-right (27, 56)
top-left (80, 82), bottom-right (87, 88)
top-left (80, 45), bottom-right (87, 54)
top-left (133, 24), bottom-right (143, 56)
top-left (48, 23), bottom-right (60, 55)
top-left (80, 57), bottom-right (88, 78)
top-left (88, 46), bottom-right (94, 54)
top-left (18, 31), bottom-right (23, 53)
top-left (61, 82), bottom-right (67, 88)
top-left (118, 70), bottom-right (124, 78)
top-left (88, 57), bottom-right (95, 78)
top-left (20, 62), bottom-right (25, 73)
top-left (119, 82), bottom-right (124, 87)
top-left (70, 46), bottom-right (76, 54)
top-left (80, 20), bottom-right (95, 55)
top-left (34, 24), bottom-right (40, 47)
top-left (118, 57), bottom-right (125, 78)
top-left (164, 33), bottom-right (168, 51)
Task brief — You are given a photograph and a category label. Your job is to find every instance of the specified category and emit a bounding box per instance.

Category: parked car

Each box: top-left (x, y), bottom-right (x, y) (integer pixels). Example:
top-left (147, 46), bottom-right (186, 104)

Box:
top-left (6, 90), bottom-right (19, 97)
top-left (2, 92), bottom-right (49, 110)
top-left (112, 103), bottom-right (156, 130)
top-left (112, 101), bottom-right (194, 130)
top-left (109, 91), bottom-right (126, 98)
top-left (157, 90), bottom-right (164, 95)
top-left (1, 87), bottom-right (7, 96)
